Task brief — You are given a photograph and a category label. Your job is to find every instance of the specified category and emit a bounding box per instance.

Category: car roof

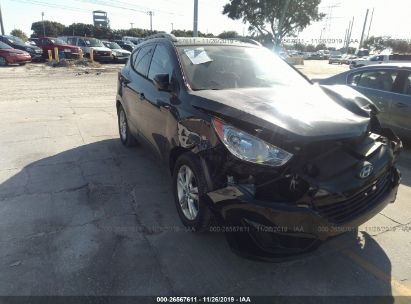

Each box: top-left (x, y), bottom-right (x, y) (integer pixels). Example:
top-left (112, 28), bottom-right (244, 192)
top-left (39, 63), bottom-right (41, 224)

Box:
top-left (356, 62), bottom-right (411, 70)
top-left (138, 33), bottom-right (261, 48)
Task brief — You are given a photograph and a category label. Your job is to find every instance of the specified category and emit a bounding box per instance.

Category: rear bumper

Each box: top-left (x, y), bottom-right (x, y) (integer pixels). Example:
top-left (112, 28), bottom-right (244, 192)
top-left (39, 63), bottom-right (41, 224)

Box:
top-left (207, 167), bottom-right (400, 261)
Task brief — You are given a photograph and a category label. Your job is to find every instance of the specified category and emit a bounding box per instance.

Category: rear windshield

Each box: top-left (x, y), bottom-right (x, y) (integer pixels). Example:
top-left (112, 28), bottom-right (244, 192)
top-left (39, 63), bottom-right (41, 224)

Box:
top-left (177, 45), bottom-right (309, 90)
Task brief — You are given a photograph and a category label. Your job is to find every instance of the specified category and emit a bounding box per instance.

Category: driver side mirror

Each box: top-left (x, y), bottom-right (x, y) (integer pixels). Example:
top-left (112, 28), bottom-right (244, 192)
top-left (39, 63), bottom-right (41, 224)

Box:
top-left (153, 74), bottom-right (172, 92)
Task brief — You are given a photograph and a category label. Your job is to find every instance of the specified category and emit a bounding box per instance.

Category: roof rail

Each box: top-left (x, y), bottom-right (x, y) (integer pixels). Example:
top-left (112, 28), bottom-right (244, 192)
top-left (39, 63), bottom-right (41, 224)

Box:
top-left (144, 33), bottom-right (178, 42)
top-left (230, 37), bottom-right (262, 46)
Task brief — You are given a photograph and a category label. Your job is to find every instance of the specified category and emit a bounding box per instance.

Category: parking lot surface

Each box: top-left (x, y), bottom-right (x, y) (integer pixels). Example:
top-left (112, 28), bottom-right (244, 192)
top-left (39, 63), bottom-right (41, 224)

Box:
top-left (0, 61), bottom-right (410, 299)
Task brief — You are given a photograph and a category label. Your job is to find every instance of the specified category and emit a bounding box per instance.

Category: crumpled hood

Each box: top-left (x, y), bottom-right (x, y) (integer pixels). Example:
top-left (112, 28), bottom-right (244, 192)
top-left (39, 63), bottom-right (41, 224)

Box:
top-left (190, 84), bottom-right (370, 141)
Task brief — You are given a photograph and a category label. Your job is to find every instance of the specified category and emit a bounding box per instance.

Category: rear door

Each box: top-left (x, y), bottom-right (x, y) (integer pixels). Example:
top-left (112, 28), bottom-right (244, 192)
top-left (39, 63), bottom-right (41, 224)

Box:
top-left (347, 68), bottom-right (401, 127)
top-left (388, 70), bottom-right (411, 133)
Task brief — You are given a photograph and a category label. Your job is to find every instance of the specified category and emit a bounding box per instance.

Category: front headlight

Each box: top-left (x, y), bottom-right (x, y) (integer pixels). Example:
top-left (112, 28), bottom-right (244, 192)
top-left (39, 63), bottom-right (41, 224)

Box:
top-left (112, 50), bottom-right (120, 56)
top-left (212, 118), bottom-right (293, 167)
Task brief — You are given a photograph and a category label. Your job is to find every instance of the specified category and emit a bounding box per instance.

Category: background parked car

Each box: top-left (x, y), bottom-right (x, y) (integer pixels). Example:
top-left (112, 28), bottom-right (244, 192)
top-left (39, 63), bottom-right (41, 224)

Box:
top-left (102, 41), bottom-right (131, 62)
top-left (316, 63), bottom-right (411, 139)
top-left (58, 36), bottom-right (112, 62)
top-left (328, 51), bottom-right (342, 64)
top-left (350, 54), bottom-right (411, 69)
top-left (0, 41), bottom-right (31, 66)
top-left (122, 36), bottom-right (143, 46)
top-left (0, 35), bottom-right (43, 61)
top-left (113, 40), bottom-right (135, 52)
top-left (34, 37), bottom-right (81, 60)
top-left (341, 54), bottom-right (357, 64)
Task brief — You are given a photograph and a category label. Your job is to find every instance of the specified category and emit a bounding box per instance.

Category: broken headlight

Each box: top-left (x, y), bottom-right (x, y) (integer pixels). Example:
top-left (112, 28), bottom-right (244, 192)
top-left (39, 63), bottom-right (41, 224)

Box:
top-left (212, 118), bottom-right (293, 167)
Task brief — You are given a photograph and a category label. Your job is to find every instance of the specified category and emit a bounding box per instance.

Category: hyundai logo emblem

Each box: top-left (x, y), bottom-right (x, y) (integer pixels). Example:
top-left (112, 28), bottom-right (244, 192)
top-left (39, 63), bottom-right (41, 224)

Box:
top-left (358, 162), bottom-right (374, 179)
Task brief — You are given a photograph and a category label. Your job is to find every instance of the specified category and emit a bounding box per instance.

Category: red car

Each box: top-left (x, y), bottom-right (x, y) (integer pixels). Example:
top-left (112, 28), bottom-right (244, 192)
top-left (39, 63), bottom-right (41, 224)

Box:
top-left (35, 37), bottom-right (81, 60)
top-left (0, 41), bottom-right (31, 66)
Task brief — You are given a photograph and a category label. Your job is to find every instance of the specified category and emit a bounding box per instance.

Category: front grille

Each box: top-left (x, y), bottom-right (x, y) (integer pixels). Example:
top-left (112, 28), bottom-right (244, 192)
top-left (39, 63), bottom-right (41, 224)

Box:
top-left (314, 173), bottom-right (391, 224)
top-left (95, 51), bottom-right (110, 56)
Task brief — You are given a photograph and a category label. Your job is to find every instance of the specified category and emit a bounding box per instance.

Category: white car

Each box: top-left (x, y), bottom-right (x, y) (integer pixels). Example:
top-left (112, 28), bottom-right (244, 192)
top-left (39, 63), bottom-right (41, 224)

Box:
top-left (350, 54), bottom-right (411, 69)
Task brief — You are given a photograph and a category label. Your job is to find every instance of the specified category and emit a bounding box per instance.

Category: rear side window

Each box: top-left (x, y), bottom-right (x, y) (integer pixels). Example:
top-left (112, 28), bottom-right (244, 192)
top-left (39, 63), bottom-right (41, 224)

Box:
top-left (349, 70), bottom-right (399, 92)
top-left (402, 73), bottom-right (411, 96)
top-left (148, 44), bottom-right (174, 82)
top-left (133, 44), bottom-right (154, 76)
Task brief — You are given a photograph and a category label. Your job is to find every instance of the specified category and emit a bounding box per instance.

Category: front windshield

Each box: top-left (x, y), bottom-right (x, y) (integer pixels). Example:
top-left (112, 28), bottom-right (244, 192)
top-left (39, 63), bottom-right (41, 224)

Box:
top-left (50, 38), bottom-right (66, 45)
top-left (0, 41), bottom-right (12, 49)
top-left (105, 42), bottom-right (121, 49)
top-left (84, 38), bottom-right (104, 47)
top-left (178, 45), bottom-right (309, 90)
top-left (6, 35), bottom-right (25, 46)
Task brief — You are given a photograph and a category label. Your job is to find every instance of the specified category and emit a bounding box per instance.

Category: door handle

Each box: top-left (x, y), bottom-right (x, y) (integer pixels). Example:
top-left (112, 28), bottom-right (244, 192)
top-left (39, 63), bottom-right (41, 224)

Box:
top-left (396, 102), bottom-right (408, 108)
top-left (139, 93), bottom-right (145, 100)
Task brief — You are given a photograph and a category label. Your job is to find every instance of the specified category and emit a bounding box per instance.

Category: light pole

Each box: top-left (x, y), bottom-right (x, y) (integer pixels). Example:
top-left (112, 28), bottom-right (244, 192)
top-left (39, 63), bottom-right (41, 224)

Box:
top-left (193, 0), bottom-right (198, 37)
top-left (0, 2), bottom-right (5, 35)
top-left (147, 11), bottom-right (153, 31)
top-left (41, 12), bottom-right (45, 36)
top-left (171, 22), bottom-right (173, 32)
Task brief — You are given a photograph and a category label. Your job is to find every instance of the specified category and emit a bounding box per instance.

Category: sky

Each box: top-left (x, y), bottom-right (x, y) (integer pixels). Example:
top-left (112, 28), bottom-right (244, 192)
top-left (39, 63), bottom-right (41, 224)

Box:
top-left (2, 0), bottom-right (411, 47)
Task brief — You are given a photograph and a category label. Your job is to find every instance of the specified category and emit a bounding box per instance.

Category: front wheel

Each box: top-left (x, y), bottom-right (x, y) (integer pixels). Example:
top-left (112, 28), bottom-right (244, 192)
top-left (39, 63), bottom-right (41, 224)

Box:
top-left (172, 153), bottom-right (213, 231)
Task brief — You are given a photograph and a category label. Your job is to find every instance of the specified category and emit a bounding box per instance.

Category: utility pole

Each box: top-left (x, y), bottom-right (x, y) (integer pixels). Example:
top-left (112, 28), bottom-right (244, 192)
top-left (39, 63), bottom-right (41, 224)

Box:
top-left (366, 8), bottom-right (374, 41)
top-left (193, 0), bottom-right (198, 37)
top-left (346, 16), bottom-right (354, 53)
top-left (147, 11), bottom-right (153, 31)
top-left (41, 12), bottom-right (45, 36)
top-left (171, 22), bottom-right (173, 32)
top-left (0, 2), bottom-right (5, 35)
top-left (359, 9), bottom-right (369, 49)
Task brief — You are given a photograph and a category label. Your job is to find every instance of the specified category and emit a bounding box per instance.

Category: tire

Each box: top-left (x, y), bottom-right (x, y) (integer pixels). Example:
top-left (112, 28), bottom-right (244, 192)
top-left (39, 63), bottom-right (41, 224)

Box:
top-left (0, 56), bottom-right (7, 66)
top-left (117, 104), bottom-right (137, 147)
top-left (172, 152), bottom-right (213, 232)
top-left (19, 63), bottom-right (26, 66)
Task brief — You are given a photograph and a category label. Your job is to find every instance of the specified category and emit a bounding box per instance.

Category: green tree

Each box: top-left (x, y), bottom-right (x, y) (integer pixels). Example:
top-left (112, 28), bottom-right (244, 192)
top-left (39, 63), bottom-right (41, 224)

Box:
top-left (62, 23), bottom-right (95, 37)
top-left (10, 29), bottom-right (28, 41)
top-left (218, 31), bottom-right (238, 39)
top-left (315, 43), bottom-right (326, 51)
top-left (31, 21), bottom-right (65, 37)
top-left (386, 40), bottom-right (411, 54)
top-left (222, 0), bottom-right (324, 46)
top-left (305, 44), bottom-right (316, 52)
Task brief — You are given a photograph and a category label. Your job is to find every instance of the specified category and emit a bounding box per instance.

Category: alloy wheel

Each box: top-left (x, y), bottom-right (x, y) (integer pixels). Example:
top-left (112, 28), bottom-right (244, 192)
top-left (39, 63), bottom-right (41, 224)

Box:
top-left (177, 165), bottom-right (199, 220)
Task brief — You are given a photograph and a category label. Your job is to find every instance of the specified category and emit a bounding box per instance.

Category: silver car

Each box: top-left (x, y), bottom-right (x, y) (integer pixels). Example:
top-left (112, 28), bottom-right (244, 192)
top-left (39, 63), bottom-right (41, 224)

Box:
top-left (317, 63), bottom-right (411, 138)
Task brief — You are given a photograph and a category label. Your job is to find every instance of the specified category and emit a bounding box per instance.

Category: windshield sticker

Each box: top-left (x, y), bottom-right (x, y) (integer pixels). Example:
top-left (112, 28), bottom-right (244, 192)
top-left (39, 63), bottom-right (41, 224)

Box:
top-left (184, 47), bottom-right (213, 64)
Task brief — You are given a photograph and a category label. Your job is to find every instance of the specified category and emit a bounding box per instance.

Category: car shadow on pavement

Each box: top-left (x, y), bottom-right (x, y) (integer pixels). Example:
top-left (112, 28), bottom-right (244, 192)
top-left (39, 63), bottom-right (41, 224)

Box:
top-left (0, 139), bottom-right (394, 298)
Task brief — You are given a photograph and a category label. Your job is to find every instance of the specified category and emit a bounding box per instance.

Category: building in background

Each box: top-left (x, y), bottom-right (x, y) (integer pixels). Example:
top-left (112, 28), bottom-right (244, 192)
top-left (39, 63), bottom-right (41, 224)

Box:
top-left (93, 10), bottom-right (110, 28)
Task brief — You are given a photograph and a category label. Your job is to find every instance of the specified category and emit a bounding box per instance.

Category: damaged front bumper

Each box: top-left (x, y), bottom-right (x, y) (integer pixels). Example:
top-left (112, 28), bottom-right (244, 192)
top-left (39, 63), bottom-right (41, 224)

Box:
top-left (202, 130), bottom-right (402, 261)
top-left (207, 167), bottom-right (400, 261)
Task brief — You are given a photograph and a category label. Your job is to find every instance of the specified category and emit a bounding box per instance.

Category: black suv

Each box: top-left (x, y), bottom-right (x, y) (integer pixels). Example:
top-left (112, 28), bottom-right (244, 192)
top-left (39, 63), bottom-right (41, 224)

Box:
top-left (116, 34), bottom-right (401, 260)
top-left (0, 35), bottom-right (43, 61)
